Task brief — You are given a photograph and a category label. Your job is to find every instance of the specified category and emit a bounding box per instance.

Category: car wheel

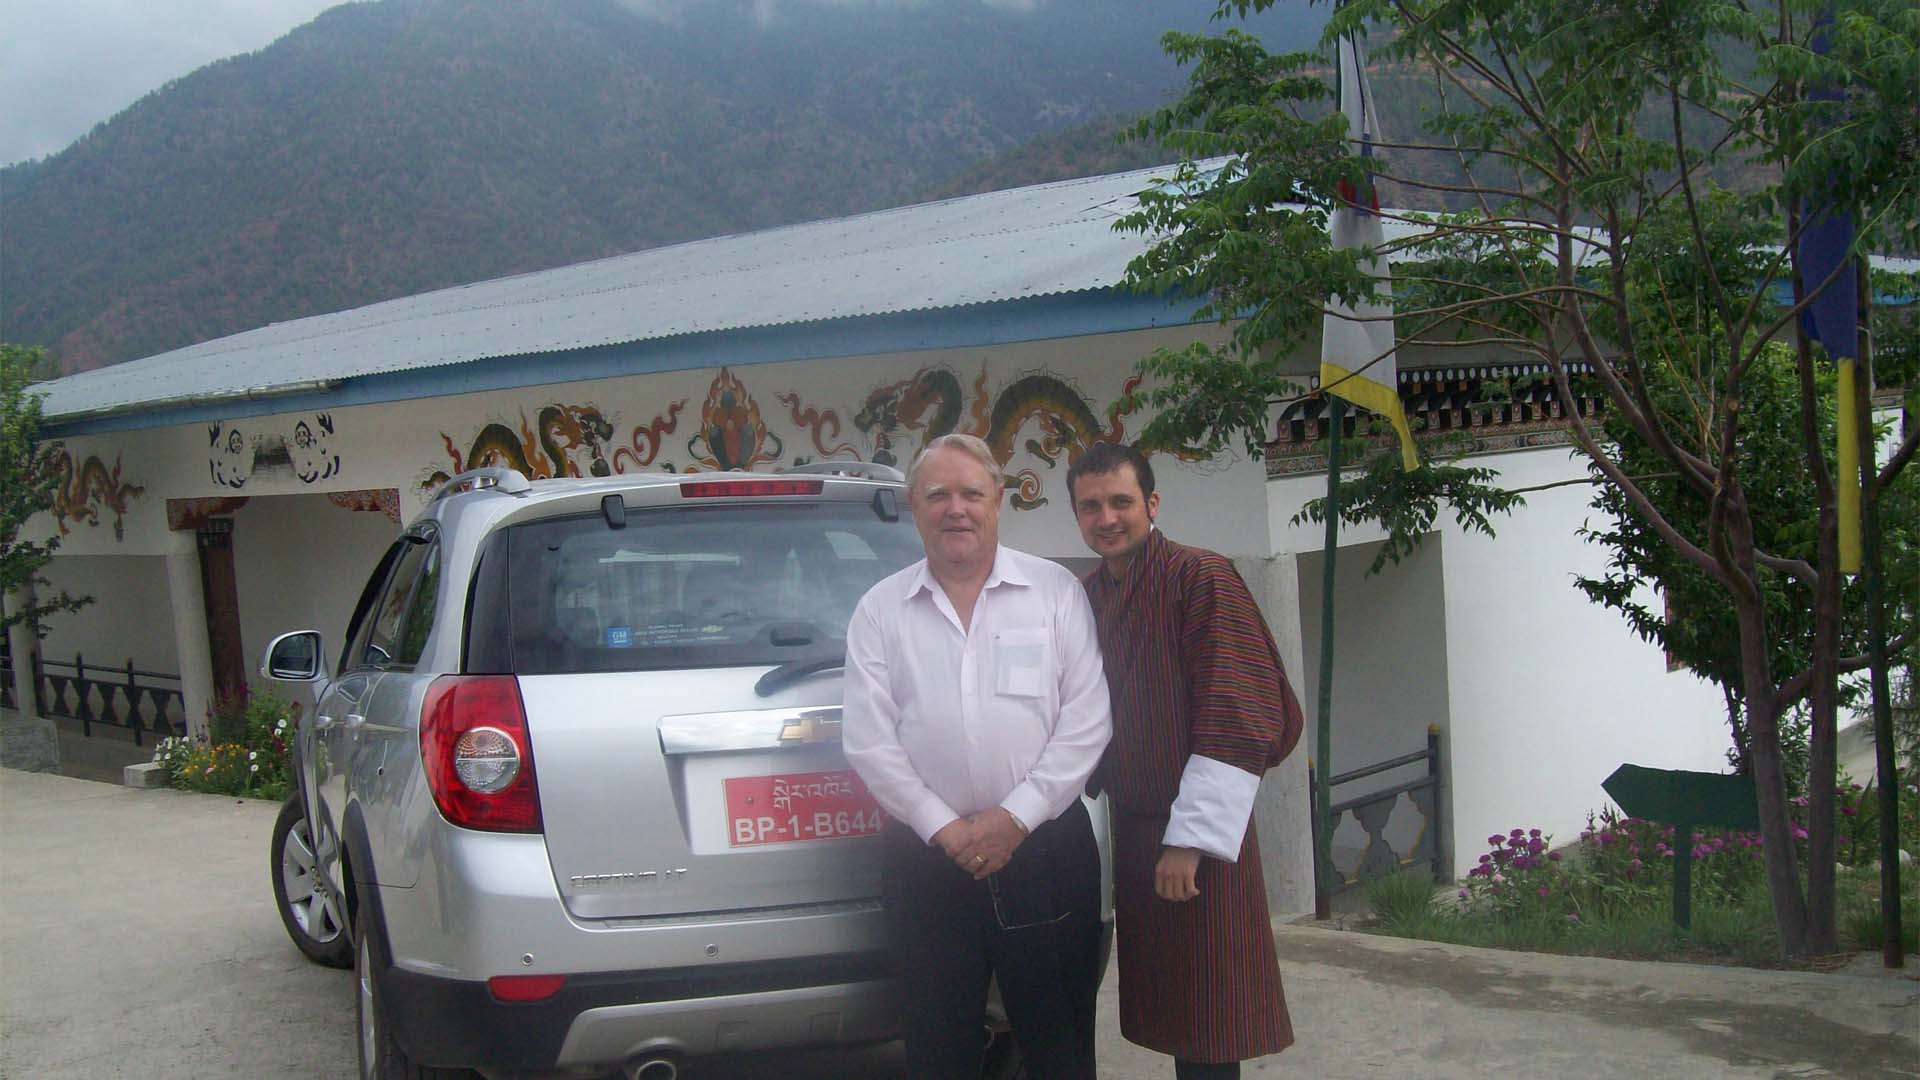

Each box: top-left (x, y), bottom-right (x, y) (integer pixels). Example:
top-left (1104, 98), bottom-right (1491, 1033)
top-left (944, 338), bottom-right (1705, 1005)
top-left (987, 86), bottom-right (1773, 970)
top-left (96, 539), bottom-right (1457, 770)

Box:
top-left (356, 907), bottom-right (475, 1080)
top-left (271, 793), bottom-right (351, 968)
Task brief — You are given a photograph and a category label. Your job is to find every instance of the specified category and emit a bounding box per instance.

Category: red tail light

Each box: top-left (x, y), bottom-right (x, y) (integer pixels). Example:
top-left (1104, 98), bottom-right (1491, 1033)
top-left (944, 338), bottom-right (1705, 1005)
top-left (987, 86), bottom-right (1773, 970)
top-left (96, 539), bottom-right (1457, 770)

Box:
top-left (679, 478), bottom-right (823, 498)
top-left (421, 675), bottom-right (542, 833)
top-left (488, 974), bottom-right (567, 1002)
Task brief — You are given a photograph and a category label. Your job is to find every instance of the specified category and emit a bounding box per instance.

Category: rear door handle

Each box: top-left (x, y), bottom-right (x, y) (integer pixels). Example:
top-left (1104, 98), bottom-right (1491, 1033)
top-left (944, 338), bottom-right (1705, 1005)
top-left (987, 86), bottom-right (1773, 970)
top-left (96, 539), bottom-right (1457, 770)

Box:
top-left (345, 713), bottom-right (367, 731)
top-left (315, 714), bottom-right (336, 731)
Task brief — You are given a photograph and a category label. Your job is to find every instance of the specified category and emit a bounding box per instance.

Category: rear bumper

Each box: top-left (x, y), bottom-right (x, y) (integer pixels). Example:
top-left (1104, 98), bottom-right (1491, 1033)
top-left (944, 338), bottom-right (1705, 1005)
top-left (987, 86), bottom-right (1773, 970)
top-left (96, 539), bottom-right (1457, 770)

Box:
top-left (382, 951), bottom-right (894, 1072)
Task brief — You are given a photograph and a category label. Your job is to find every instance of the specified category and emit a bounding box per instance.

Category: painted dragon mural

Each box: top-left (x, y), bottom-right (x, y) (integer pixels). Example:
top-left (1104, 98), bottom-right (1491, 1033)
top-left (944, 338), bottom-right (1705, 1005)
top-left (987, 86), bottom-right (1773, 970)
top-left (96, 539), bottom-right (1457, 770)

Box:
top-left (854, 364), bottom-right (1171, 508)
top-left (422, 364), bottom-right (1192, 509)
top-left (39, 446), bottom-right (145, 541)
top-left (425, 404), bottom-right (620, 489)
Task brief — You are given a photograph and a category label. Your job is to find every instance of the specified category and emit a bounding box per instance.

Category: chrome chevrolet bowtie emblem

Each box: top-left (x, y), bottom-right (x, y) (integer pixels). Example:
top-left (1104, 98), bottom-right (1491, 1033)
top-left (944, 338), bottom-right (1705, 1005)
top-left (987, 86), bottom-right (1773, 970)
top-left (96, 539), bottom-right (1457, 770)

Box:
top-left (779, 715), bottom-right (843, 744)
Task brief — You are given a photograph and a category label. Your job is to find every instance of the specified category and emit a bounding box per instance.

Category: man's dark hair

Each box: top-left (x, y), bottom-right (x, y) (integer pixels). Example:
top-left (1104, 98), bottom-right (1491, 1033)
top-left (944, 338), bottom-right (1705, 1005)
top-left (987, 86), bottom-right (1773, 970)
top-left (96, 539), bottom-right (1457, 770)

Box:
top-left (1067, 441), bottom-right (1155, 501)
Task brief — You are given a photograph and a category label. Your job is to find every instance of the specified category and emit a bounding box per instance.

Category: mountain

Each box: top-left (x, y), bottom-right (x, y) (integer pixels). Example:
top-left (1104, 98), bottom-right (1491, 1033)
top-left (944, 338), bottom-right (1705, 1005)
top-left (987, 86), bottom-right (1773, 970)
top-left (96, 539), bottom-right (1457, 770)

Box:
top-left (0, 0), bottom-right (1326, 373)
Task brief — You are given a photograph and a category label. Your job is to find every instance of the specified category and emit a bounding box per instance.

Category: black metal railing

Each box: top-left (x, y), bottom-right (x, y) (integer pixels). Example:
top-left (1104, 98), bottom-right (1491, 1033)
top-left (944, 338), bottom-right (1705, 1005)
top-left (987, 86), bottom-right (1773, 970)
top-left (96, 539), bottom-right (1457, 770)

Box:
top-left (34, 652), bottom-right (187, 745)
top-left (1310, 726), bottom-right (1447, 905)
top-left (0, 638), bottom-right (13, 711)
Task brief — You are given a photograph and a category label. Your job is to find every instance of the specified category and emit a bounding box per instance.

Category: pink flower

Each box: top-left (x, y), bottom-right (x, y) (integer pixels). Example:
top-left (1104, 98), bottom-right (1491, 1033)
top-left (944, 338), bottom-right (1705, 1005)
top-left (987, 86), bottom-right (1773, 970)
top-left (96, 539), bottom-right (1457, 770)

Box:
top-left (1491, 872), bottom-right (1506, 885)
top-left (1458, 888), bottom-right (1470, 900)
top-left (1537, 887), bottom-right (1549, 898)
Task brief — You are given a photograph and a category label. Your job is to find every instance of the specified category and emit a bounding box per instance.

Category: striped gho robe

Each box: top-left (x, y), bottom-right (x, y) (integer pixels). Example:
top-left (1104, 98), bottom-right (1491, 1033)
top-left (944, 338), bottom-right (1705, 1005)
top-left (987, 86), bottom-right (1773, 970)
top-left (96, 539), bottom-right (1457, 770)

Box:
top-left (1083, 529), bottom-right (1304, 1063)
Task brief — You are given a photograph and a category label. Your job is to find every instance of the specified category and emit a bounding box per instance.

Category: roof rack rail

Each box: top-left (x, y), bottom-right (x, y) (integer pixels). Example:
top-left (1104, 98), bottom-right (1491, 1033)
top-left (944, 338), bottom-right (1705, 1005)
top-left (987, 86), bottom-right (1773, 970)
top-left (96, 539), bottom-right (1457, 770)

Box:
top-left (432, 467), bottom-right (533, 502)
top-left (780, 461), bottom-right (906, 483)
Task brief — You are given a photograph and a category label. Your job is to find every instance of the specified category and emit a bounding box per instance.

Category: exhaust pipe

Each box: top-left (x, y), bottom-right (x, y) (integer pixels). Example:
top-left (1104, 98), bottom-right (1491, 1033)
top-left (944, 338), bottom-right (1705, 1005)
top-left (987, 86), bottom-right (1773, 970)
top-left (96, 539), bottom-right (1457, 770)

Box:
top-left (626, 1056), bottom-right (679, 1080)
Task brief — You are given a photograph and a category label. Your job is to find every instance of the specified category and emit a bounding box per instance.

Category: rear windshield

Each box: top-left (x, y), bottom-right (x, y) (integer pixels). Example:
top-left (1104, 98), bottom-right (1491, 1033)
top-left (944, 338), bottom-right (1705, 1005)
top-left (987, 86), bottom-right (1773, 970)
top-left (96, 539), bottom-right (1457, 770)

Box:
top-left (481, 502), bottom-right (922, 674)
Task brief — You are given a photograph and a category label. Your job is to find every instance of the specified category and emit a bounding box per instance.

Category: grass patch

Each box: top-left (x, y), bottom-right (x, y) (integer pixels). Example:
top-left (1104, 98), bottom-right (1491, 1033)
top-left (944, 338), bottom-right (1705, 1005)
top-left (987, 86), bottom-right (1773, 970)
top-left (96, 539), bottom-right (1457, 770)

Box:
top-left (1356, 813), bottom-right (1920, 969)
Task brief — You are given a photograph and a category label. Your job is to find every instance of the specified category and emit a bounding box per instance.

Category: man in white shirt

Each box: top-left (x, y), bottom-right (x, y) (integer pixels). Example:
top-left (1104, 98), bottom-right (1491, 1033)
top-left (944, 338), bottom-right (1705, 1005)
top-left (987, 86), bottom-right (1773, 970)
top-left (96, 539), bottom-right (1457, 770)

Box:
top-left (843, 433), bottom-right (1112, 1080)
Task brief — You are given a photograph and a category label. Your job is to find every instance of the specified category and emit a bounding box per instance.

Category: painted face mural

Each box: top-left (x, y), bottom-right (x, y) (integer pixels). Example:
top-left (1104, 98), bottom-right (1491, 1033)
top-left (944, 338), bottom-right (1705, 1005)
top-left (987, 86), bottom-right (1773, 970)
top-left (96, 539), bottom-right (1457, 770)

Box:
top-left (292, 413), bottom-right (342, 484)
top-left (208, 423), bottom-right (253, 490)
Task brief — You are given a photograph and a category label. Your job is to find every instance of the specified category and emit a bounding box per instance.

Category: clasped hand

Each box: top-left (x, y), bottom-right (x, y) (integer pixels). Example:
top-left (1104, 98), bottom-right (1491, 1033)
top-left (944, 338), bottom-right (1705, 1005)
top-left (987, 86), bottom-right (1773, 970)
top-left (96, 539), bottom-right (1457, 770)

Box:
top-left (930, 807), bottom-right (1026, 880)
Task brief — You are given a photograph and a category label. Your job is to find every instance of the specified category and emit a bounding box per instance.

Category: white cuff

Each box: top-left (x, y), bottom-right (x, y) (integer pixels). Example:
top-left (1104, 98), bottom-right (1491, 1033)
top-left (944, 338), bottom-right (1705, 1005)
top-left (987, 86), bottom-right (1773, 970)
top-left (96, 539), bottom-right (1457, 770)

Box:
top-left (1161, 754), bottom-right (1262, 862)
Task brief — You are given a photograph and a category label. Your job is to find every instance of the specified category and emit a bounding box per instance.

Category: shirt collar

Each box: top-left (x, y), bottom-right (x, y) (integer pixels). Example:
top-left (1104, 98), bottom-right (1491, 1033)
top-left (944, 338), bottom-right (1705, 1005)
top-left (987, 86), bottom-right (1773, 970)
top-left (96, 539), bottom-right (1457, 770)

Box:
top-left (906, 545), bottom-right (1028, 598)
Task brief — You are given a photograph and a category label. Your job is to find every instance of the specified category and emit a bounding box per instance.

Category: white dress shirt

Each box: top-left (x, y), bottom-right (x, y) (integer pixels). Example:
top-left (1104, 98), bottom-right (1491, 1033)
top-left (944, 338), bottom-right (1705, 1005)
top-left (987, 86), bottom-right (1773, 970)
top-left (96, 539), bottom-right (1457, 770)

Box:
top-left (1163, 755), bottom-right (1263, 862)
top-left (842, 545), bottom-right (1113, 843)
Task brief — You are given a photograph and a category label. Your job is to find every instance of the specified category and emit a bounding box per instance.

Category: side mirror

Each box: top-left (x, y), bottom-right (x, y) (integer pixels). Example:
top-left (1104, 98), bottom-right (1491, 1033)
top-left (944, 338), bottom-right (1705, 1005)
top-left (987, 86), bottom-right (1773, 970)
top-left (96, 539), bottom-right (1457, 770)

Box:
top-left (261, 630), bottom-right (327, 682)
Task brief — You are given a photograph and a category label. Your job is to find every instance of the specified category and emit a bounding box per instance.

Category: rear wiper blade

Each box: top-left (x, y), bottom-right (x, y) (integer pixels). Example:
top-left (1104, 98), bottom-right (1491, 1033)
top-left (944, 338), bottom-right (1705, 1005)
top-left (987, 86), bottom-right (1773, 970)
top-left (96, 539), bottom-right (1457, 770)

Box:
top-left (755, 651), bottom-right (846, 697)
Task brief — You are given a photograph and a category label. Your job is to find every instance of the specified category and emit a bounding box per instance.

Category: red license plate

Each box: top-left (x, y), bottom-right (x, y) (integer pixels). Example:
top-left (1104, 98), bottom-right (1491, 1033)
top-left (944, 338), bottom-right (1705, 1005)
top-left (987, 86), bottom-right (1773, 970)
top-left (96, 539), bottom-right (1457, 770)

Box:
top-left (723, 769), bottom-right (885, 847)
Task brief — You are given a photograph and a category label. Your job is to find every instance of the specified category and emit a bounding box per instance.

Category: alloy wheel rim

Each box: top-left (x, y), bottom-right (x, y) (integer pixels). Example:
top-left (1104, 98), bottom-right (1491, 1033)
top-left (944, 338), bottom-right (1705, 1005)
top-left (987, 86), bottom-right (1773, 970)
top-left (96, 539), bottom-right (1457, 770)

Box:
top-left (359, 933), bottom-right (377, 1074)
top-left (281, 817), bottom-right (345, 943)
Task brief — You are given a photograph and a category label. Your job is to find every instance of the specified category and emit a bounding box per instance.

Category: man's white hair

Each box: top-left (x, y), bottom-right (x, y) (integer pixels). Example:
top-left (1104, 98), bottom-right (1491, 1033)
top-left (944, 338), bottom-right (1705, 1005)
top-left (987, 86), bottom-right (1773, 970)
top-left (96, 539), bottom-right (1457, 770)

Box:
top-left (907, 433), bottom-right (1005, 493)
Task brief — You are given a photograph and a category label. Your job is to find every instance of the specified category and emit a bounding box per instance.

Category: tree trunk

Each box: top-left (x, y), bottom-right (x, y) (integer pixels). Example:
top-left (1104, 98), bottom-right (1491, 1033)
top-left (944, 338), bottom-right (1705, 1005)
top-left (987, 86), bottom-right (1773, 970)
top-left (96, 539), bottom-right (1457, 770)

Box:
top-left (1736, 593), bottom-right (1810, 956)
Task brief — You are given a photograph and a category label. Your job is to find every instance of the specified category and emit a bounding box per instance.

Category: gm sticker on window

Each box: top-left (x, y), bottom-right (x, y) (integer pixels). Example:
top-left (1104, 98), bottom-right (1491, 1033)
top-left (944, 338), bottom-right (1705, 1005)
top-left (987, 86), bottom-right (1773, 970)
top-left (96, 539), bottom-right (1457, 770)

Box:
top-left (605, 626), bottom-right (633, 648)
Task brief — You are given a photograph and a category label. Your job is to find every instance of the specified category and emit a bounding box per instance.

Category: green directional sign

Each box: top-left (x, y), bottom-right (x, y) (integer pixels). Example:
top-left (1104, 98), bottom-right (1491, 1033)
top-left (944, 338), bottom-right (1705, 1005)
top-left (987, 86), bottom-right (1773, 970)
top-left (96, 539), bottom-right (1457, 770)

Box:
top-left (1602, 765), bottom-right (1760, 831)
top-left (1602, 764), bottom-right (1760, 929)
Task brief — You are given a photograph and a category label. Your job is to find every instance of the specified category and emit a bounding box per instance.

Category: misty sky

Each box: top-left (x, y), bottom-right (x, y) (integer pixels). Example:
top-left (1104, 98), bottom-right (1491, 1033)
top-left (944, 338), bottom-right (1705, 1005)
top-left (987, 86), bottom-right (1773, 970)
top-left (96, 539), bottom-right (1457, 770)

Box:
top-left (0, 0), bottom-right (347, 166)
top-left (0, 0), bottom-right (1055, 168)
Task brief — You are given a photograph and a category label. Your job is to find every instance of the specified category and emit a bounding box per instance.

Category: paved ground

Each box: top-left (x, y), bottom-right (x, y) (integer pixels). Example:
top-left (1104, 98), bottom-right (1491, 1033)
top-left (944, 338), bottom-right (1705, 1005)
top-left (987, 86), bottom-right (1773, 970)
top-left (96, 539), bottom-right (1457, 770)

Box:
top-left (3, 767), bottom-right (1916, 1080)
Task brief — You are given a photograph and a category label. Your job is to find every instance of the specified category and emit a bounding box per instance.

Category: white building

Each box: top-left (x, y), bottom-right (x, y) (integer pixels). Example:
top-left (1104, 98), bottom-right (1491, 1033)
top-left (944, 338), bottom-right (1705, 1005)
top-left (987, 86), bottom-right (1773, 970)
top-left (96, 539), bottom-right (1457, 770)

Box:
top-left (10, 166), bottom-right (1737, 912)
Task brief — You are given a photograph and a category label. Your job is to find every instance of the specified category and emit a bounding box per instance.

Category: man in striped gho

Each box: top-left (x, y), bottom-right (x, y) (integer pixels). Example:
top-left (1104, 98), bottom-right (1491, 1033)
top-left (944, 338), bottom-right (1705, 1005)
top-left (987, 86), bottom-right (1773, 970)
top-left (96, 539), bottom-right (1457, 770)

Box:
top-left (1069, 441), bottom-right (1304, 1080)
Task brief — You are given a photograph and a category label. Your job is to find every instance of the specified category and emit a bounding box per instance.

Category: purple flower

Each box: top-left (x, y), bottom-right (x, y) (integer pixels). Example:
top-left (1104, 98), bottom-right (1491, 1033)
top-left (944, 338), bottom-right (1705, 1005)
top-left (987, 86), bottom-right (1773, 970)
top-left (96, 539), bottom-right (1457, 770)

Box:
top-left (1537, 887), bottom-right (1549, 898)
top-left (1458, 888), bottom-right (1470, 900)
top-left (1528, 838), bottom-right (1546, 855)
top-left (1529, 828), bottom-right (1543, 839)
top-left (1488, 834), bottom-right (1506, 847)
top-left (1548, 851), bottom-right (1563, 862)
top-left (1479, 853), bottom-right (1493, 864)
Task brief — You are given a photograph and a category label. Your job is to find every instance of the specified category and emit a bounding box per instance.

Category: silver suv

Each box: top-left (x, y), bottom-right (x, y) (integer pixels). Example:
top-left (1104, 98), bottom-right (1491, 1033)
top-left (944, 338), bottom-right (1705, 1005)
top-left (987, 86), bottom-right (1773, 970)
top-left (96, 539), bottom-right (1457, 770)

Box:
top-left (261, 465), bottom-right (1113, 1080)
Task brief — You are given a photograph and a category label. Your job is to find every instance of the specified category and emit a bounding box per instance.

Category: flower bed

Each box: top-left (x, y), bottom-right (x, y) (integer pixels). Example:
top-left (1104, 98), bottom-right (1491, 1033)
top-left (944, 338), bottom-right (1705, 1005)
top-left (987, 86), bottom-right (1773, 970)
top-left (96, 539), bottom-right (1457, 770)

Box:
top-left (151, 688), bottom-right (296, 801)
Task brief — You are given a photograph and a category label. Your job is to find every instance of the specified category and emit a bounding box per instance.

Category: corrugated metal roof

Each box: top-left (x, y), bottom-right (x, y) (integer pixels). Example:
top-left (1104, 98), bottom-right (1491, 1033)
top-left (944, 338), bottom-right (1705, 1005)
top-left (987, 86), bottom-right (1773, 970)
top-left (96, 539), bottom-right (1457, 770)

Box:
top-left (34, 166), bottom-right (1185, 421)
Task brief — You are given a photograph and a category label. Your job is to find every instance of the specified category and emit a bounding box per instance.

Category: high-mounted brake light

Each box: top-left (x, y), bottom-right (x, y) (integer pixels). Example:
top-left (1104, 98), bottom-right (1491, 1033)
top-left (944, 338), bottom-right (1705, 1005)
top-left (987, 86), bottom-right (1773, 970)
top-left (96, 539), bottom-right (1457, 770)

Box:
top-left (421, 675), bottom-right (542, 833)
top-left (678, 479), bottom-right (824, 499)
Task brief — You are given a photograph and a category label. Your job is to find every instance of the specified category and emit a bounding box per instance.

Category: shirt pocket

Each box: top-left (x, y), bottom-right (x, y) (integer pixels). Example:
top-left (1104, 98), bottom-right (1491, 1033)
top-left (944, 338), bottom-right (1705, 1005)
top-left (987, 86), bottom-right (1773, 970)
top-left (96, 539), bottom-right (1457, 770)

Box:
top-left (992, 627), bottom-right (1052, 699)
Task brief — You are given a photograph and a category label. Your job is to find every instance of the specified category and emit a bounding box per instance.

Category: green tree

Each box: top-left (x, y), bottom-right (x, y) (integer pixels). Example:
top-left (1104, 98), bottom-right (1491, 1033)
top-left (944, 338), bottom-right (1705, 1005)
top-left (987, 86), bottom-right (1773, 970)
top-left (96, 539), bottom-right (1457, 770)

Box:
top-left (1117, 0), bottom-right (1918, 956)
top-left (1, 344), bottom-right (91, 641)
top-left (1574, 193), bottom-right (1919, 788)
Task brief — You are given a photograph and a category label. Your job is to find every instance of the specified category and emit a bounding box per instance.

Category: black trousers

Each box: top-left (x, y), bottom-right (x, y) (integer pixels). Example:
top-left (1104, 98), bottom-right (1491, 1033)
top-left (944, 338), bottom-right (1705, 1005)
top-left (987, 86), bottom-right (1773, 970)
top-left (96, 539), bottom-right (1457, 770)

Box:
top-left (882, 799), bottom-right (1102, 1080)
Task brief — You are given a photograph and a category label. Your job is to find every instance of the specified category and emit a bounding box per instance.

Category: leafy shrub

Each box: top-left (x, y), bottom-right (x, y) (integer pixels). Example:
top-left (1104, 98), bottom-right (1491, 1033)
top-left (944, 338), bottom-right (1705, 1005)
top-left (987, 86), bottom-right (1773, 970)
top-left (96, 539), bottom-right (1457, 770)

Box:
top-left (153, 687), bottom-right (298, 800)
top-left (1364, 869), bottom-right (1440, 926)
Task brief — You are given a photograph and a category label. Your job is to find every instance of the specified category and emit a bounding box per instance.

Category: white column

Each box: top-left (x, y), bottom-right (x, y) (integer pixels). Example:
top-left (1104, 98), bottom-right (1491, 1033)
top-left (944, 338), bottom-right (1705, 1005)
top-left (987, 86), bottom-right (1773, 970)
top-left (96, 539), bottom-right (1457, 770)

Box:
top-left (5, 583), bottom-right (39, 716)
top-left (1234, 554), bottom-right (1316, 918)
top-left (164, 535), bottom-right (215, 742)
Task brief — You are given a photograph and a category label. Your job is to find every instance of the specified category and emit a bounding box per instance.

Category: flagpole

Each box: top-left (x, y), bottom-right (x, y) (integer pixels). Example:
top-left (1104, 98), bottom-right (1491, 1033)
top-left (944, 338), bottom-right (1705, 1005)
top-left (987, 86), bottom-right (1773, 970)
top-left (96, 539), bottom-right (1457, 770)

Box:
top-left (1855, 260), bottom-right (1902, 968)
top-left (1314, 396), bottom-right (1343, 920)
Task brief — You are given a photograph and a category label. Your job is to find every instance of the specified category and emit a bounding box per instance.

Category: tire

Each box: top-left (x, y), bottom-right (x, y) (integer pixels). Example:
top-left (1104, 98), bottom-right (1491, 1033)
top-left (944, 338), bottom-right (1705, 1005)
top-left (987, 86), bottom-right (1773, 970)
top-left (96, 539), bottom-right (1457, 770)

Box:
top-left (271, 793), bottom-right (351, 968)
top-left (356, 907), bottom-right (476, 1080)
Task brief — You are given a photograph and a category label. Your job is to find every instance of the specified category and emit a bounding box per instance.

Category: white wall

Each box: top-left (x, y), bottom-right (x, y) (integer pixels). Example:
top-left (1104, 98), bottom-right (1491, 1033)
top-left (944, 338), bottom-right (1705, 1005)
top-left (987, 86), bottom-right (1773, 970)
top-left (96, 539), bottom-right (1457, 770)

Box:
top-left (231, 493), bottom-right (402, 695)
top-left (1271, 445), bottom-right (1730, 877)
top-left (1294, 536), bottom-right (1451, 876)
top-left (1434, 448), bottom-right (1728, 872)
top-left (36, 555), bottom-right (179, 676)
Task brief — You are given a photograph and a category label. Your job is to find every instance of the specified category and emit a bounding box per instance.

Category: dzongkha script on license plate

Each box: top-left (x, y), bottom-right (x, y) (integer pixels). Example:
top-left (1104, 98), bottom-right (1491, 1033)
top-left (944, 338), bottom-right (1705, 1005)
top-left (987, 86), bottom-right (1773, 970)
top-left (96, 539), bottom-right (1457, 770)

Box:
top-left (724, 769), bottom-right (885, 846)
